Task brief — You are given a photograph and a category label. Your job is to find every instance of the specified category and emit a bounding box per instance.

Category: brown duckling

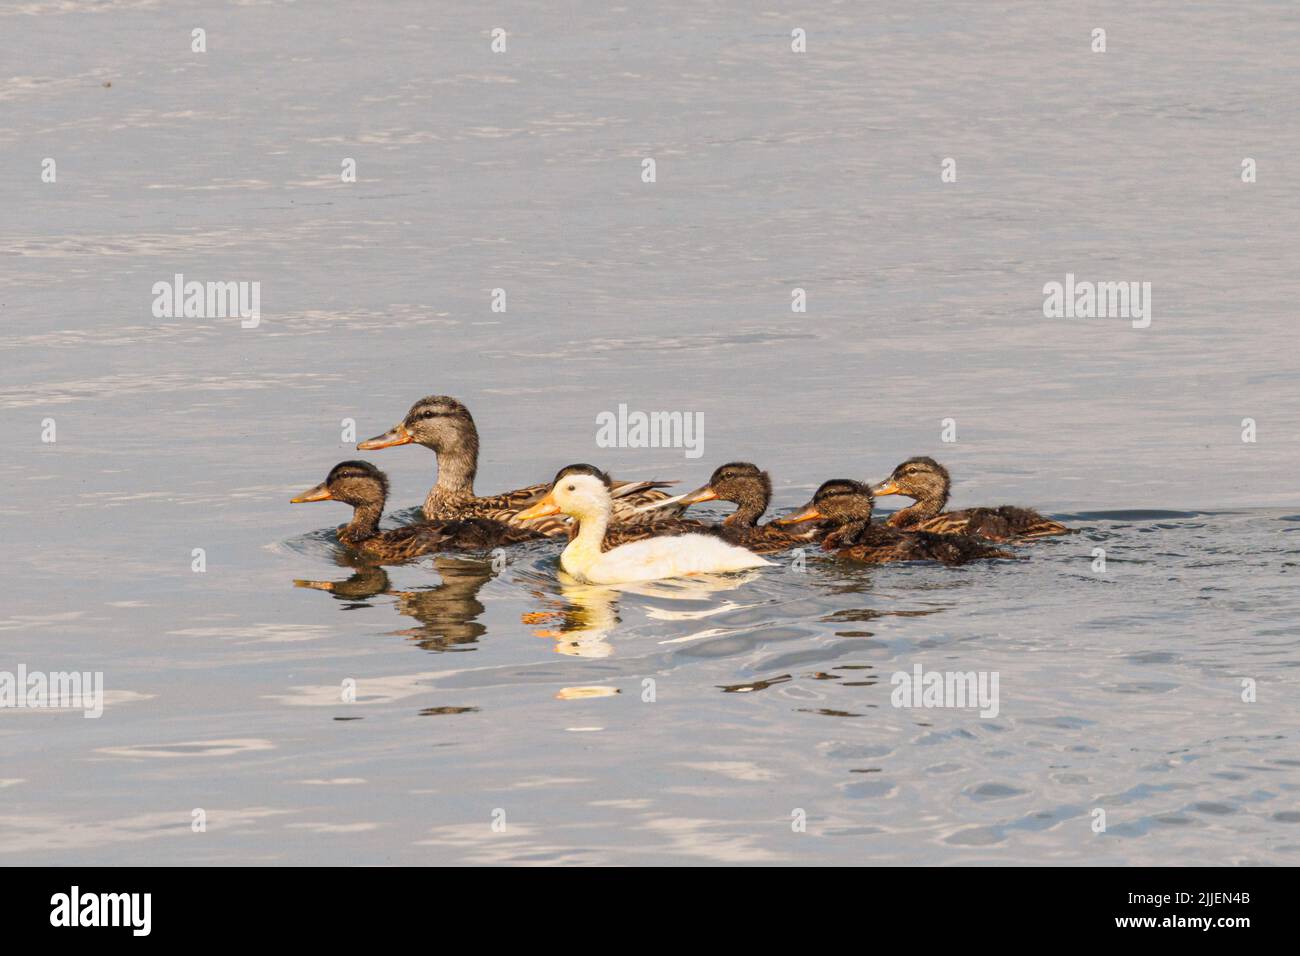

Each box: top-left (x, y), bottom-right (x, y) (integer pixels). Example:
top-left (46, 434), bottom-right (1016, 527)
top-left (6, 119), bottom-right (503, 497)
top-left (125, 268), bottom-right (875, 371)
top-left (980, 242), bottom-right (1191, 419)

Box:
top-left (356, 395), bottom-right (680, 532)
top-left (871, 457), bottom-right (1070, 541)
top-left (636, 462), bottom-right (818, 554)
top-left (776, 479), bottom-right (1012, 565)
top-left (291, 460), bottom-right (543, 562)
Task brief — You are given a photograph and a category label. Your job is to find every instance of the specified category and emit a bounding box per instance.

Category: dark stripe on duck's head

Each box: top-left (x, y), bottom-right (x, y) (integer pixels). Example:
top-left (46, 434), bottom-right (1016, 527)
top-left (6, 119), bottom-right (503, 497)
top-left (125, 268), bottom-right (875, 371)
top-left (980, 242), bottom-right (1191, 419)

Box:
top-left (884, 456), bottom-right (950, 499)
top-left (813, 479), bottom-right (875, 522)
top-left (326, 460), bottom-right (389, 503)
top-left (891, 456), bottom-right (948, 481)
top-left (709, 461), bottom-right (764, 484)
top-left (708, 461), bottom-right (771, 508)
top-left (552, 463), bottom-right (612, 489)
top-left (404, 395), bottom-right (473, 426)
top-left (814, 478), bottom-right (871, 502)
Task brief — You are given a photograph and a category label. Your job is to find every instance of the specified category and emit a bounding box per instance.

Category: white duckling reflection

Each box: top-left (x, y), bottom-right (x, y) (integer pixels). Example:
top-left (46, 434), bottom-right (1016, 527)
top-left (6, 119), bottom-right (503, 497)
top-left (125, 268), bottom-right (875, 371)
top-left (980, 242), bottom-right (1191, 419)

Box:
top-left (523, 569), bottom-right (765, 657)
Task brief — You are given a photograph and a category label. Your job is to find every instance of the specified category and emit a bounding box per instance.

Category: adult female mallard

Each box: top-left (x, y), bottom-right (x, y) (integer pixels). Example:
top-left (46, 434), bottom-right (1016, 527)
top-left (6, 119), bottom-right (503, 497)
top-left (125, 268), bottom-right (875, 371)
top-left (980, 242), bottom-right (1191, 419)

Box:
top-left (291, 460), bottom-right (543, 562)
top-left (871, 457), bottom-right (1070, 541)
top-left (635, 462), bottom-right (818, 554)
top-left (514, 464), bottom-right (771, 585)
top-left (776, 479), bottom-right (1012, 565)
top-left (357, 395), bottom-right (679, 533)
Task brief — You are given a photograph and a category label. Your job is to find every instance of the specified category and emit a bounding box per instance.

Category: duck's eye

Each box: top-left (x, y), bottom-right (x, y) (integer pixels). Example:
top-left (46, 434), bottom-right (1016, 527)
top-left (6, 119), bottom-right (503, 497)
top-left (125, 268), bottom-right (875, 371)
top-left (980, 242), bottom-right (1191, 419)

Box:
top-left (566, 484), bottom-right (575, 492)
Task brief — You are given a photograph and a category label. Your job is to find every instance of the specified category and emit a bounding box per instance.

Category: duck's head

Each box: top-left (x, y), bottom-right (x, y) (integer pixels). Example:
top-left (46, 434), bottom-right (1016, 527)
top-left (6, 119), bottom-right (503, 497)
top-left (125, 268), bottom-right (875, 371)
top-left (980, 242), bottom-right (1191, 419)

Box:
top-left (291, 460), bottom-right (389, 510)
top-left (680, 461), bottom-right (772, 520)
top-left (515, 464), bottom-right (612, 523)
top-left (357, 395), bottom-right (478, 455)
top-left (776, 479), bottom-right (874, 527)
top-left (871, 456), bottom-right (950, 503)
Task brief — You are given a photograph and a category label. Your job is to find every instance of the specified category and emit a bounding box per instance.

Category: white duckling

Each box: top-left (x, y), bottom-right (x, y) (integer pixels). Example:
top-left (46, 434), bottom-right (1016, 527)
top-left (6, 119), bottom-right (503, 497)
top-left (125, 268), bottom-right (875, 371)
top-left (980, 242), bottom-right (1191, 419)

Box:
top-left (515, 464), bottom-right (772, 585)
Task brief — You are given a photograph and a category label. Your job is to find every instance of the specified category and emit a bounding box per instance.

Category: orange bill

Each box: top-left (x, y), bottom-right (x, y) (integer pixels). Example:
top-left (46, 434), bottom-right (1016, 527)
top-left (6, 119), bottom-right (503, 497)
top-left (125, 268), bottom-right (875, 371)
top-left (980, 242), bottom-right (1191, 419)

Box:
top-left (516, 492), bottom-right (561, 522)
top-left (290, 482), bottom-right (333, 503)
top-left (870, 480), bottom-right (900, 496)
top-left (680, 485), bottom-right (719, 505)
top-left (775, 504), bottom-right (823, 524)
top-left (357, 423), bottom-right (413, 450)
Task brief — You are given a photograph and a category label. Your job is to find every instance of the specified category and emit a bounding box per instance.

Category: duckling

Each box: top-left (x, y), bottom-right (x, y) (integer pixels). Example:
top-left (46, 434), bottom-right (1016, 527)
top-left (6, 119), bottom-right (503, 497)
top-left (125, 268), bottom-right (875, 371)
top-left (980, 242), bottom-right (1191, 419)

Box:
top-left (515, 464), bottom-right (771, 585)
top-left (871, 457), bottom-right (1070, 541)
top-left (777, 479), bottom-right (1012, 565)
top-left (635, 462), bottom-right (818, 554)
top-left (291, 460), bottom-right (543, 562)
top-left (551, 464), bottom-right (712, 549)
top-left (356, 395), bottom-right (681, 531)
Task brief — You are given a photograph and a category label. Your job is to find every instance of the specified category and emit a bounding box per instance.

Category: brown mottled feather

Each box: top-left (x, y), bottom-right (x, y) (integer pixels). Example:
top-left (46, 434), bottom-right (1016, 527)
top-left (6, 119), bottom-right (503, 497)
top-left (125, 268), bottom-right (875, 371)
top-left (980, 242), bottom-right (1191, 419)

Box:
top-left (874, 457), bottom-right (1071, 542)
top-left (362, 396), bottom-right (678, 534)
top-left (888, 506), bottom-right (1070, 542)
top-left (718, 522), bottom-right (817, 555)
top-left (296, 461), bottom-right (547, 564)
top-left (824, 523), bottom-right (1012, 565)
top-left (342, 518), bottom-right (544, 563)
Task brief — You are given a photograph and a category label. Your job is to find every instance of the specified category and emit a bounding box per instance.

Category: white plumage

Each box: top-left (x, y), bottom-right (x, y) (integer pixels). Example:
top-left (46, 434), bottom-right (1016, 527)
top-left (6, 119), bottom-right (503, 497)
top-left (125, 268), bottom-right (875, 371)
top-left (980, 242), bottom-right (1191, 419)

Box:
top-left (518, 473), bottom-right (771, 585)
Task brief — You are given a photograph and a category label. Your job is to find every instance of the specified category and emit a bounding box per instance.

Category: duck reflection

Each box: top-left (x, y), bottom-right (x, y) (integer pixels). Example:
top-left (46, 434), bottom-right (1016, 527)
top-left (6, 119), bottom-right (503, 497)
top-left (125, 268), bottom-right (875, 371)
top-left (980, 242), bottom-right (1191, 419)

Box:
top-left (522, 570), bottom-right (765, 658)
top-left (522, 575), bottom-right (622, 658)
top-left (295, 555), bottom-right (494, 652)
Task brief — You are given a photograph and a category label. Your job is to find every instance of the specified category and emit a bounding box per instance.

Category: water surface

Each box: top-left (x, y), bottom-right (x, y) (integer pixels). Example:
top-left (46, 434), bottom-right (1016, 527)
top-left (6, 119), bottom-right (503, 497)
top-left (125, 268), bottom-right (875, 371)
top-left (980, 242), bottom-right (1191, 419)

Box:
top-left (1, 0), bottom-right (1298, 865)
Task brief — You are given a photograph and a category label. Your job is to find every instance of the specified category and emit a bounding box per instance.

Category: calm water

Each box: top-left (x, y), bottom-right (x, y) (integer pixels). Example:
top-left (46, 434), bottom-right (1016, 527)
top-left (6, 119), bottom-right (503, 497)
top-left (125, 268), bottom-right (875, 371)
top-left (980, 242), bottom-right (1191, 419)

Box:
top-left (2, 1), bottom-right (1298, 865)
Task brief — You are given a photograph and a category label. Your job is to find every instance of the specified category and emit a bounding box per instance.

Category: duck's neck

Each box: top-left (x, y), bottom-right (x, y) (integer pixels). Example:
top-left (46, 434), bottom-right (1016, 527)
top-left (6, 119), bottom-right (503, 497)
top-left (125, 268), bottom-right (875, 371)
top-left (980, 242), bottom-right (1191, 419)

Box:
top-left (432, 436), bottom-right (478, 498)
top-left (895, 485), bottom-right (948, 525)
top-left (828, 518), bottom-right (873, 548)
top-left (561, 507), bottom-right (610, 576)
top-left (340, 502), bottom-right (383, 546)
top-left (725, 493), bottom-right (767, 528)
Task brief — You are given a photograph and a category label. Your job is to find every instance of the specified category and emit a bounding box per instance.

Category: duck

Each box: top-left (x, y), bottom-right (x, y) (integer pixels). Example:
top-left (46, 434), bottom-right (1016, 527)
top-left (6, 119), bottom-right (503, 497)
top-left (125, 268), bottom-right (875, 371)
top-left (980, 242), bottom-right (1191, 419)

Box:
top-left (634, 461), bottom-right (819, 554)
top-left (776, 479), bottom-right (1012, 565)
top-left (546, 464), bottom-right (712, 548)
top-left (514, 464), bottom-right (772, 585)
top-left (356, 395), bottom-right (681, 532)
top-left (291, 460), bottom-right (543, 562)
top-left (870, 457), bottom-right (1070, 541)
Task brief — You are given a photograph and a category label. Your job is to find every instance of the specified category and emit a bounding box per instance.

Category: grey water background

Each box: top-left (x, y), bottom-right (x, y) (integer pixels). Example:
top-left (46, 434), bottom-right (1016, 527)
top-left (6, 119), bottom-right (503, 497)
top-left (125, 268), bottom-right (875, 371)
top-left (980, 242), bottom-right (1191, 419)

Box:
top-left (2, 0), bottom-right (1298, 864)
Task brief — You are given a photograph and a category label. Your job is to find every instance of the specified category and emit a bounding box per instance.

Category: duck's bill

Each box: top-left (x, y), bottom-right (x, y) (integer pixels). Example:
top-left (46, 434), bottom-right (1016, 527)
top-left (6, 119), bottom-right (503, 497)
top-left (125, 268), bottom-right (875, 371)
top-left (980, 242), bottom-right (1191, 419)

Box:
top-left (775, 504), bottom-right (823, 525)
top-left (870, 480), bottom-right (900, 496)
top-left (357, 423), bottom-right (413, 450)
top-left (293, 579), bottom-right (336, 591)
top-left (291, 483), bottom-right (333, 503)
top-left (630, 484), bottom-right (717, 514)
top-left (516, 492), bottom-right (561, 522)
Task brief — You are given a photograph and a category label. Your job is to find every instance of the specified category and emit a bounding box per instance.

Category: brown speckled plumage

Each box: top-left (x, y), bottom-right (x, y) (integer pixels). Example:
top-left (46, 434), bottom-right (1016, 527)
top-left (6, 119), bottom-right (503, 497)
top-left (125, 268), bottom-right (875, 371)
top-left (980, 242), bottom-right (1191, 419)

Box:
top-left (680, 462), bottom-right (819, 554)
top-left (784, 479), bottom-right (1013, 566)
top-left (872, 457), bottom-right (1070, 541)
top-left (292, 461), bottom-right (544, 563)
top-left (357, 395), bottom-right (677, 534)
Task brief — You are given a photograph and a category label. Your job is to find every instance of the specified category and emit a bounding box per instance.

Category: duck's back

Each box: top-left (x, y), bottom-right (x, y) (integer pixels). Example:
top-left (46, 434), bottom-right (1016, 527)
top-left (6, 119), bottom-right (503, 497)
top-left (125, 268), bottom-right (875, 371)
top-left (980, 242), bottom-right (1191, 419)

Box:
top-left (355, 517), bottom-right (542, 562)
top-left (583, 533), bottom-right (770, 584)
top-left (830, 524), bottom-right (1011, 566)
top-left (905, 506), bottom-right (1069, 541)
top-left (720, 523), bottom-right (815, 555)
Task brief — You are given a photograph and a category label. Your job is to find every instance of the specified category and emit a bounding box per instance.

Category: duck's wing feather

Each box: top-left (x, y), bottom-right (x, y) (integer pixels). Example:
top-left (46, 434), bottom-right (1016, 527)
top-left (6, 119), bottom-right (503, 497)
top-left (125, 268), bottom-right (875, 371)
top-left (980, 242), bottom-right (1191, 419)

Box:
top-left (362, 518), bottom-right (545, 562)
top-left (830, 524), bottom-right (1012, 565)
top-left (597, 518), bottom-right (713, 550)
top-left (913, 507), bottom-right (1071, 542)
